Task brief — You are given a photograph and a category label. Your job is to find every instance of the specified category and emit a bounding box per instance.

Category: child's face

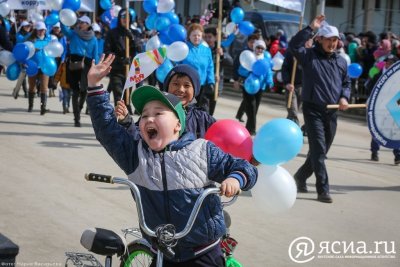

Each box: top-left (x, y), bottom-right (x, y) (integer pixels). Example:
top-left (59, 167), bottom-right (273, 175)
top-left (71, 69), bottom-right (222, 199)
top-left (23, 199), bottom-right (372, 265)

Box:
top-left (168, 75), bottom-right (194, 106)
top-left (139, 101), bottom-right (181, 152)
top-left (189, 30), bottom-right (203, 46)
top-left (204, 33), bottom-right (216, 47)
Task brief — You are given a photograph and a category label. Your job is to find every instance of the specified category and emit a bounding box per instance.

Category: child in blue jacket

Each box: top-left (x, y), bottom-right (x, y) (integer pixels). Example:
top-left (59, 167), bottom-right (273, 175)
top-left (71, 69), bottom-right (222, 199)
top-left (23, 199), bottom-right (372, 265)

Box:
top-left (86, 54), bottom-right (257, 266)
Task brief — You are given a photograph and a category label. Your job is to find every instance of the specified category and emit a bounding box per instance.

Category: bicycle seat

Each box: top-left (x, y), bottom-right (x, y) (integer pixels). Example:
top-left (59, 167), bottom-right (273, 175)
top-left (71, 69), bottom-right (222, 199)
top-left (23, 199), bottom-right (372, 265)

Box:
top-left (80, 228), bottom-right (126, 256)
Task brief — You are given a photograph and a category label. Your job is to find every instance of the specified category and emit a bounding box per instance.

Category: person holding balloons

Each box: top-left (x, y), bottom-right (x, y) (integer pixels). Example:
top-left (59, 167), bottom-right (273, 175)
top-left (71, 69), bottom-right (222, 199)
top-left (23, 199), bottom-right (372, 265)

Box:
top-left (180, 23), bottom-right (216, 115)
top-left (289, 15), bottom-right (351, 203)
top-left (62, 15), bottom-right (99, 127)
top-left (27, 21), bottom-right (52, 115)
top-left (104, 8), bottom-right (142, 109)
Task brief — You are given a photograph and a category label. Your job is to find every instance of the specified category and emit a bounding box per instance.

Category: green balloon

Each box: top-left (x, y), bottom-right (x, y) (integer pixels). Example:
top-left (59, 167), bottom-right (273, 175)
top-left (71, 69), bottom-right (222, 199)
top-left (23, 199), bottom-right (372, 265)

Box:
top-left (369, 66), bottom-right (380, 79)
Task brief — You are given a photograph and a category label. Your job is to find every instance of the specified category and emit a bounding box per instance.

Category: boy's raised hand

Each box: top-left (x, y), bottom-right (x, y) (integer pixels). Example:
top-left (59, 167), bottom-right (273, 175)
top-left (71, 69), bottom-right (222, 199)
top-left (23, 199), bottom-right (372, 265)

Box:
top-left (88, 54), bottom-right (115, 87)
top-left (220, 178), bottom-right (241, 198)
top-left (115, 100), bottom-right (129, 122)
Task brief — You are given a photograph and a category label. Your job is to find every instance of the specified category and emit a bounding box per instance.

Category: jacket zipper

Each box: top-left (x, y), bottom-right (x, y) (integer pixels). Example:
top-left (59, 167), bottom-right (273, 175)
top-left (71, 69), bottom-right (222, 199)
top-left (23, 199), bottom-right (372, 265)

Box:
top-left (160, 152), bottom-right (171, 222)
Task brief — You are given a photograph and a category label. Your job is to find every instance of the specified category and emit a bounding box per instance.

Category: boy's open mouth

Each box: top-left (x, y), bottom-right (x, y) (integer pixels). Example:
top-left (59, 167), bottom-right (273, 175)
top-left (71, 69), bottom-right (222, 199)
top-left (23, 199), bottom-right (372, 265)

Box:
top-left (146, 127), bottom-right (158, 139)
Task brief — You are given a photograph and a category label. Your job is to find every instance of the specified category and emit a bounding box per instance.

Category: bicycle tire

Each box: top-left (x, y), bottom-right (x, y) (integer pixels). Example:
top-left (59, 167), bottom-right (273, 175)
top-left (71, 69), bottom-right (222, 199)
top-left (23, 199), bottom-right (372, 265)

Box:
top-left (120, 243), bottom-right (154, 267)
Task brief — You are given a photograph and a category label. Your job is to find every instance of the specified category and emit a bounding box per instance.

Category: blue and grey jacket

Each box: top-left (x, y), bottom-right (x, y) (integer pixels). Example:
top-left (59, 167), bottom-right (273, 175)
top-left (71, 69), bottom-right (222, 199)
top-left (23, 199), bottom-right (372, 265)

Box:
top-left (289, 26), bottom-right (351, 107)
top-left (87, 87), bottom-right (257, 262)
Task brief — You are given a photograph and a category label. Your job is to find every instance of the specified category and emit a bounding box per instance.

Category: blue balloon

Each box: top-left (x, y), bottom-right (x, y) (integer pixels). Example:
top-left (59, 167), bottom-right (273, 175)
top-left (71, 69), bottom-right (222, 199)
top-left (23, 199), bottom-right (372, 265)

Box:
top-left (13, 43), bottom-right (30, 62)
top-left (45, 11), bottom-right (60, 26)
top-left (99, 0), bottom-right (112, 10)
top-left (348, 63), bottom-right (363, 78)
top-left (244, 74), bottom-right (260, 94)
top-left (252, 59), bottom-right (270, 77)
top-left (155, 16), bottom-right (171, 32)
top-left (110, 18), bottom-right (118, 29)
top-left (230, 7), bottom-right (244, 24)
top-left (24, 60), bottom-right (39, 77)
top-left (6, 63), bottom-right (21, 81)
top-left (167, 24), bottom-right (187, 42)
top-left (156, 59), bottom-right (173, 83)
top-left (158, 30), bottom-right (173, 45)
top-left (264, 51), bottom-right (272, 60)
top-left (101, 10), bottom-right (113, 24)
top-left (253, 118), bottom-right (303, 165)
top-left (163, 12), bottom-right (179, 25)
top-left (41, 57), bottom-right (57, 76)
top-left (238, 21), bottom-right (255, 36)
top-left (62, 0), bottom-right (81, 11)
top-left (143, 0), bottom-right (157, 14)
top-left (129, 8), bottom-right (137, 21)
top-left (145, 13), bottom-right (158, 30)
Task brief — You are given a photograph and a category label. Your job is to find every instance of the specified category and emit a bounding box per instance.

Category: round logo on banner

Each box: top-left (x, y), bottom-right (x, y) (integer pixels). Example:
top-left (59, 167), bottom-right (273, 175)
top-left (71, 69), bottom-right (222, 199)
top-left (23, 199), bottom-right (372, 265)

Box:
top-left (367, 61), bottom-right (400, 149)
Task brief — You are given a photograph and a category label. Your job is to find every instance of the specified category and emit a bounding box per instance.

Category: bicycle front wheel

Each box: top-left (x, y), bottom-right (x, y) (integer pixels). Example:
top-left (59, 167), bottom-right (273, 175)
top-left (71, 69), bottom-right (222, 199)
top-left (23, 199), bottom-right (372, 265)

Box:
top-left (120, 243), bottom-right (154, 267)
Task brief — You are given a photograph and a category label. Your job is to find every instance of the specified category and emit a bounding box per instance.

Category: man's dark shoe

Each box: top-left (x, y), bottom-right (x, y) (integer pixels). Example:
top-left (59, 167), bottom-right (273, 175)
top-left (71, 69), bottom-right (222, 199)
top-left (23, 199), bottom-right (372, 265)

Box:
top-left (294, 176), bottom-right (308, 193)
top-left (317, 193), bottom-right (333, 203)
top-left (371, 152), bottom-right (379, 161)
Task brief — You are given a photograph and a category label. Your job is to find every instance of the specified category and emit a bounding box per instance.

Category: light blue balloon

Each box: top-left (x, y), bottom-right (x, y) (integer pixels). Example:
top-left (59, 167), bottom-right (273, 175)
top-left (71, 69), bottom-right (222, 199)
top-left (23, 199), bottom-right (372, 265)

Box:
top-left (230, 7), bottom-right (244, 24)
top-left (244, 74), bottom-right (260, 94)
top-left (238, 21), bottom-right (255, 36)
top-left (45, 11), bottom-right (60, 26)
top-left (62, 0), bottom-right (81, 11)
top-left (145, 13), bottom-right (158, 30)
top-left (110, 18), bottom-right (118, 29)
top-left (143, 0), bottom-right (157, 14)
top-left (13, 43), bottom-right (30, 62)
top-left (252, 59), bottom-right (270, 77)
top-left (163, 12), bottom-right (179, 25)
top-left (99, 0), bottom-right (112, 10)
top-left (253, 118), bottom-right (303, 165)
top-left (41, 57), bottom-right (57, 76)
top-left (156, 59), bottom-right (173, 83)
top-left (6, 63), bottom-right (21, 81)
top-left (4, 19), bottom-right (10, 32)
top-left (348, 63), bottom-right (363, 78)
top-left (155, 16), bottom-right (171, 32)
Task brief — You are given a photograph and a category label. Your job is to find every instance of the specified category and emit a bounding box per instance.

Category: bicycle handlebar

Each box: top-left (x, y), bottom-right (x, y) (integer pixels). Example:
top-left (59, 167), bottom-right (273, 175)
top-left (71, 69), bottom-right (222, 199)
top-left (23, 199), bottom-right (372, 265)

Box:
top-left (85, 173), bottom-right (238, 241)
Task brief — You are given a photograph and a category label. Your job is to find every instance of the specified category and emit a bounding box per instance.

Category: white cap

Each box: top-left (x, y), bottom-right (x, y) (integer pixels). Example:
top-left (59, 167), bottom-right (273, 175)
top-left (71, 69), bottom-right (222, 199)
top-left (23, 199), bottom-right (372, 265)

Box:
top-left (20, 21), bottom-right (31, 27)
top-left (92, 23), bottom-right (101, 32)
top-left (52, 22), bottom-right (61, 28)
top-left (35, 21), bottom-right (47, 31)
top-left (253, 39), bottom-right (266, 50)
top-left (318, 25), bottom-right (339, 38)
top-left (78, 15), bottom-right (91, 25)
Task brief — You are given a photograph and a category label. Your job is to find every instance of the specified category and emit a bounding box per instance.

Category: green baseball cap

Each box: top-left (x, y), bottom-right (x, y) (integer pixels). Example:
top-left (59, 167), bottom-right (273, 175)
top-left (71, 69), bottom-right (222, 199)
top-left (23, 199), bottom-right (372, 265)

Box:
top-left (131, 85), bottom-right (186, 136)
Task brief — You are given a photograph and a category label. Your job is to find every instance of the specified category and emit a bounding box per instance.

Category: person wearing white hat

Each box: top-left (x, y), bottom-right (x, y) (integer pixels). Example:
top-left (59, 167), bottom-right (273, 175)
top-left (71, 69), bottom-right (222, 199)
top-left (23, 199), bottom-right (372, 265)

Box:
top-left (16, 20), bottom-right (32, 43)
top-left (26, 20), bottom-right (52, 115)
top-left (61, 14), bottom-right (98, 127)
top-left (289, 15), bottom-right (350, 203)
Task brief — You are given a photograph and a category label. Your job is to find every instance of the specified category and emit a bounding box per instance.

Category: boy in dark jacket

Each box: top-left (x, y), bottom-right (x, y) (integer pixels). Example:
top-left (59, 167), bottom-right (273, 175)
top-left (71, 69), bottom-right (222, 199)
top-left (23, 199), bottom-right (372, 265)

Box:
top-left (117, 64), bottom-right (216, 138)
top-left (86, 54), bottom-right (257, 266)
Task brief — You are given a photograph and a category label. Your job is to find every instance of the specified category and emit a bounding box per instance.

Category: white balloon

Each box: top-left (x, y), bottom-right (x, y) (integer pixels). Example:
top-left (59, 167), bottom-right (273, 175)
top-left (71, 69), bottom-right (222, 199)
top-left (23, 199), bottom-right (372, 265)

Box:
top-left (157, 0), bottom-right (175, 13)
top-left (50, 35), bottom-right (58, 41)
top-left (113, 5), bottom-right (122, 18)
top-left (44, 41), bottom-right (64, 58)
top-left (272, 57), bottom-right (284, 71)
top-left (224, 22), bottom-right (236, 36)
top-left (0, 51), bottom-right (16, 66)
top-left (59, 9), bottom-right (77, 27)
top-left (24, 41), bottom-right (36, 60)
top-left (0, 2), bottom-right (10, 17)
top-left (30, 13), bottom-right (44, 24)
top-left (146, 35), bottom-right (161, 51)
top-left (166, 41), bottom-right (189, 62)
top-left (251, 165), bottom-right (297, 214)
top-left (339, 52), bottom-right (351, 66)
top-left (239, 50), bottom-right (256, 71)
top-left (48, 0), bottom-right (63, 10)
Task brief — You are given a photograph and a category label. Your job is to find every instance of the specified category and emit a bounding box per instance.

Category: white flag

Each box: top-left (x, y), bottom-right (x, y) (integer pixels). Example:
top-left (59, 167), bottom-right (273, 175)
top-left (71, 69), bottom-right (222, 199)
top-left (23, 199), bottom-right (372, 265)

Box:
top-left (259, 0), bottom-right (306, 14)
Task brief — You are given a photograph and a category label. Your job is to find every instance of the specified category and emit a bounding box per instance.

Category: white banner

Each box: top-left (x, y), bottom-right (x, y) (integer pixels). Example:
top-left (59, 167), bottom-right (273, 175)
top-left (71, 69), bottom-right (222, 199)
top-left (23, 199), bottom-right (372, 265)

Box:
top-left (259, 0), bottom-right (305, 14)
top-left (6, 0), bottom-right (95, 11)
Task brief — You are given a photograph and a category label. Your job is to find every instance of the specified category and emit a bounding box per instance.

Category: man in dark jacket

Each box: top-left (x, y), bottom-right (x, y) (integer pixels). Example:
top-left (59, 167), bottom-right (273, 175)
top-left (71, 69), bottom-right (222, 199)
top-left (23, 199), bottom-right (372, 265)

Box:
top-left (104, 8), bottom-right (142, 108)
top-left (289, 15), bottom-right (350, 203)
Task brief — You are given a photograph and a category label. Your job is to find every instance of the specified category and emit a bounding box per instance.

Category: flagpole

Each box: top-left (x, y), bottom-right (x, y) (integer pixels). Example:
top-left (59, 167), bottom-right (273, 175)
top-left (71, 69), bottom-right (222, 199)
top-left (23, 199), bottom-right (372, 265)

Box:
top-left (125, 0), bottom-right (131, 107)
top-left (214, 0), bottom-right (223, 102)
top-left (287, 0), bottom-right (306, 109)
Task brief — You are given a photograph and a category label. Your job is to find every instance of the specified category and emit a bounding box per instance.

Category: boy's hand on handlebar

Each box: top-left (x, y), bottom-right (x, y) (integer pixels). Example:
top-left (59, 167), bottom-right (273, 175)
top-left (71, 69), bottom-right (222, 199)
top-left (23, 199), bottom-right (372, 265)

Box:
top-left (220, 178), bottom-right (240, 197)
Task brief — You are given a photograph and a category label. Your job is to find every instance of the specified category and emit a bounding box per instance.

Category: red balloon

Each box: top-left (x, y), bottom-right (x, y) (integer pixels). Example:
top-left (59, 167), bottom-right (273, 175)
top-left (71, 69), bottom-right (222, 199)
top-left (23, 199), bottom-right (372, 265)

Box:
top-left (205, 119), bottom-right (253, 161)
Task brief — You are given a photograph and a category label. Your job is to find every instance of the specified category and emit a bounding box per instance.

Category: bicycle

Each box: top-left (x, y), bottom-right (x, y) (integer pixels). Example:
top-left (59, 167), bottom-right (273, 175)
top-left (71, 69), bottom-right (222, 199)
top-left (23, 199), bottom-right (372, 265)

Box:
top-left (65, 173), bottom-right (243, 267)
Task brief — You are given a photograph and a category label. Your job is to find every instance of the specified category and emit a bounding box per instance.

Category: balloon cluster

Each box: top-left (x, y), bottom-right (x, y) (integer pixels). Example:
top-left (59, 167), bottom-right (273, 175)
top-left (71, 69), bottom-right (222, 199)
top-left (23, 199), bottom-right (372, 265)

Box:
top-left (227, 7), bottom-right (255, 36)
top-left (239, 50), bottom-right (273, 94)
top-left (42, 0), bottom-right (81, 27)
top-left (142, 0), bottom-right (189, 83)
top-left (204, 117), bottom-right (303, 215)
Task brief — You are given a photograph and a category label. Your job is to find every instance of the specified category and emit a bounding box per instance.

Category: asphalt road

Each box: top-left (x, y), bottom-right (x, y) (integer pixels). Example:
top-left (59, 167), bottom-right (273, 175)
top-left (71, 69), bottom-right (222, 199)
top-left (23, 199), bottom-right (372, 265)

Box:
top-left (0, 76), bottom-right (399, 266)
